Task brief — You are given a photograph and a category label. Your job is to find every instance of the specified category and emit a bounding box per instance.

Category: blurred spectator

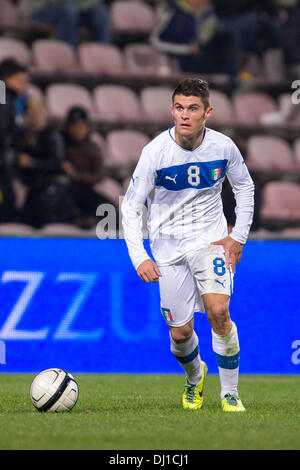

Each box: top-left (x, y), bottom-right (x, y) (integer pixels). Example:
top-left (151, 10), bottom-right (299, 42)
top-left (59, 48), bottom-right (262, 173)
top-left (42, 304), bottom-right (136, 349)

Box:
top-left (150, 0), bottom-right (235, 78)
top-left (0, 58), bottom-right (29, 136)
top-left (62, 106), bottom-right (117, 225)
top-left (0, 58), bottom-right (31, 141)
top-left (76, 0), bottom-right (111, 44)
top-left (15, 97), bottom-right (73, 227)
top-left (151, 0), bottom-right (283, 86)
top-left (0, 59), bottom-right (28, 221)
top-left (279, 0), bottom-right (300, 67)
top-left (29, 0), bottom-right (111, 48)
top-left (212, 0), bottom-right (283, 83)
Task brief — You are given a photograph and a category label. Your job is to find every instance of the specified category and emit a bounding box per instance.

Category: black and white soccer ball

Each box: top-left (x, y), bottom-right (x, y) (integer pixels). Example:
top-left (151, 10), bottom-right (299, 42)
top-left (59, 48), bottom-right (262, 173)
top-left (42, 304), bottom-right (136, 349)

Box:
top-left (30, 368), bottom-right (79, 412)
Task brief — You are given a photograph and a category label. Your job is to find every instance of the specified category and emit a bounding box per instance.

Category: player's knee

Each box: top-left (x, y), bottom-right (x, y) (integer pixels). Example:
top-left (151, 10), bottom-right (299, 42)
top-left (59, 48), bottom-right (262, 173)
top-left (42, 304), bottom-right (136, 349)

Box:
top-left (206, 303), bottom-right (230, 331)
top-left (170, 325), bottom-right (193, 344)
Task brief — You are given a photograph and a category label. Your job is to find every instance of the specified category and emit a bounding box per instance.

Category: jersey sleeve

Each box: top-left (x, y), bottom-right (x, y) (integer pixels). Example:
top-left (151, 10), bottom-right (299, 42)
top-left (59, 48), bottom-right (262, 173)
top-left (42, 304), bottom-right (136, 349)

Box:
top-left (226, 141), bottom-right (255, 244)
top-left (121, 147), bottom-right (157, 270)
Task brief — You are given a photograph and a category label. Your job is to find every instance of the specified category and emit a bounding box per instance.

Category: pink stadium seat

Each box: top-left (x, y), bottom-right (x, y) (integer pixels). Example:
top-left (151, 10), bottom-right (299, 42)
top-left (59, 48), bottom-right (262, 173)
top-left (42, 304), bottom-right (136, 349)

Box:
top-left (111, 1), bottom-right (155, 34)
top-left (0, 37), bottom-right (31, 65)
top-left (278, 93), bottom-right (292, 117)
top-left (0, 223), bottom-right (34, 234)
top-left (233, 92), bottom-right (277, 125)
top-left (93, 85), bottom-right (141, 122)
top-left (0, 0), bottom-right (28, 27)
top-left (106, 130), bottom-right (150, 166)
top-left (46, 83), bottom-right (96, 120)
top-left (124, 43), bottom-right (160, 77)
top-left (78, 43), bottom-right (127, 76)
top-left (208, 89), bottom-right (235, 125)
top-left (281, 227), bottom-right (300, 237)
top-left (140, 86), bottom-right (173, 123)
top-left (246, 136), bottom-right (296, 172)
top-left (40, 223), bottom-right (83, 234)
top-left (261, 181), bottom-right (300, 221)
top-left (94, 177), bottom-right (123, 206)
top-left (31, 39), bottom-right (81, 75)
top-left (294, 139), bottom-right (300, 166)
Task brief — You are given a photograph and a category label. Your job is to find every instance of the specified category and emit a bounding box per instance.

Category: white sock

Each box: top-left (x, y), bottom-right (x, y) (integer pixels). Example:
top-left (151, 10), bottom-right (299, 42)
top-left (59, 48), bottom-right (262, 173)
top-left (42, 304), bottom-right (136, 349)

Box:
top-left (212, 321), bottom-right (240, 399)
top-left (170, 330), bottom-right (203, 385)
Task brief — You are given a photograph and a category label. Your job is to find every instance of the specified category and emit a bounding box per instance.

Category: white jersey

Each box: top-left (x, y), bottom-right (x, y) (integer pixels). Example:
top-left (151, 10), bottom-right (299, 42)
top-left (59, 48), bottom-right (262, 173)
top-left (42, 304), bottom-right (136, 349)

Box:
top-left (122, 126), bottom-right (254, 270)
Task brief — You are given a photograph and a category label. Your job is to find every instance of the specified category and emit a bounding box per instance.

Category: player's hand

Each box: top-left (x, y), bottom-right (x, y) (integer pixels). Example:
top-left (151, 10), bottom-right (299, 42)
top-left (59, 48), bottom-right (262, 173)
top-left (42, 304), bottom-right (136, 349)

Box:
top-left (211, 236), bottom-right (243, 274)
top-left (137, 259), bottom-right (162, 283)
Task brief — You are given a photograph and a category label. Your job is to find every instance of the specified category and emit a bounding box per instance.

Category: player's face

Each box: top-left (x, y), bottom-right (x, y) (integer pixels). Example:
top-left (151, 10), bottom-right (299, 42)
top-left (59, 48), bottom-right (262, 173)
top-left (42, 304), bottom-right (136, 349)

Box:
top-left (171, 94), bottom-right (213, 140)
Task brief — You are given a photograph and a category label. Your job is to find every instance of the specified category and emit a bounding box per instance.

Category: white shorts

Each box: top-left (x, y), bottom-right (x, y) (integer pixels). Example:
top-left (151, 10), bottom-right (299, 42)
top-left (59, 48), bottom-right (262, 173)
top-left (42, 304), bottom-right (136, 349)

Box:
top-left (158, 245), bottom-right (234, 327)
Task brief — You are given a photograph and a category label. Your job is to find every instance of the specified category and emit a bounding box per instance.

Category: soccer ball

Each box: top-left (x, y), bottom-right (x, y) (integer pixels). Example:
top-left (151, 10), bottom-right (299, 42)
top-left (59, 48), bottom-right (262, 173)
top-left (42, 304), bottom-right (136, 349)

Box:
top-left (30, 368), bottom-right (79, 412)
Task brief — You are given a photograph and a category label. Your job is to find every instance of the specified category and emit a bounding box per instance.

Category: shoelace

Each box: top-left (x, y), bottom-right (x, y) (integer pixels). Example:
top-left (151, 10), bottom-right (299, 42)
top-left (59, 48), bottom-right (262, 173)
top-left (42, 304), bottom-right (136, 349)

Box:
top-left (224, 394), bottom-right (239, 405)
top-left (184, 383), bottom-right (197, 402)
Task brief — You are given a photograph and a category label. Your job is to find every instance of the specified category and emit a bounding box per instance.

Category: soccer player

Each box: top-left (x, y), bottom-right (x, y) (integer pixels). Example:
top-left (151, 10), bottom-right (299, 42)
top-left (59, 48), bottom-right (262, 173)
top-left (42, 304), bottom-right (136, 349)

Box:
top-left (121, 78), bottom-right (254, 412)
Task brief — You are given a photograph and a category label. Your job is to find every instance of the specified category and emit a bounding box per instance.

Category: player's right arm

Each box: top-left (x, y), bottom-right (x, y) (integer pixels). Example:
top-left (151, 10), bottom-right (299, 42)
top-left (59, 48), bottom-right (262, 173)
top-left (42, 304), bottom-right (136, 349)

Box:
top-left (137, 259), bottom-right (162, 283)
top-left (121, 147), bottom-right (160, 280)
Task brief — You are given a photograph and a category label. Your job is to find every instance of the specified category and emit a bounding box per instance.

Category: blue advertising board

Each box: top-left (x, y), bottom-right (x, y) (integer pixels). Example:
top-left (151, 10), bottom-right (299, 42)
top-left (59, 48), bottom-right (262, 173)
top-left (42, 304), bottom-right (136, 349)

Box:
top-left (0, 238), bottom-right (299, 374)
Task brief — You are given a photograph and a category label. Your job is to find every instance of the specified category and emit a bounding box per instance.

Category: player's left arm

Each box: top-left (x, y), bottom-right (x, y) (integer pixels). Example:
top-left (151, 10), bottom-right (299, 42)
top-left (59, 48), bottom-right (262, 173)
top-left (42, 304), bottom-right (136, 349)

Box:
top-left (212, 141), bottom-right (255, 273)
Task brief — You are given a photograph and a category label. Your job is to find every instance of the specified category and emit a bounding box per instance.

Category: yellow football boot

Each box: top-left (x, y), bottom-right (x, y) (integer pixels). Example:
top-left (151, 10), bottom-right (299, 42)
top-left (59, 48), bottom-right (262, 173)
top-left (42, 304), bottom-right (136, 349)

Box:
top-left (221, 394), bottom-right (246, 412)
top-left (182, 361), bottom-right (207, 410)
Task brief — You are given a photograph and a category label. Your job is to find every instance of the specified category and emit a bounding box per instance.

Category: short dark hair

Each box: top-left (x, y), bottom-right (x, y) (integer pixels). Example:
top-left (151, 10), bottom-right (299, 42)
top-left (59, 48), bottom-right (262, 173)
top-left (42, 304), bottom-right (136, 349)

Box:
top-left (0, 59), bottom-right (26, 81)
top-left (172, 78), bottom-right (210, 109)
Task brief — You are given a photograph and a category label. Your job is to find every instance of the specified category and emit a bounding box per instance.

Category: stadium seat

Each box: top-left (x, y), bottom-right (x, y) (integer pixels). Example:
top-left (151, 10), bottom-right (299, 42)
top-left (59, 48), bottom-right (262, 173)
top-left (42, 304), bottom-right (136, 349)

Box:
top-left (233, 92), bottom-right (278, 125)
top-left (31, 39), bottom-right (81, 76)
top-left (93, 85), bottom-right (141, 122)
top-left (0, 0), bottom-right (28, 28)
top-left (124, 43), bottom-right (160, 77)
top-left (293, 138), bottom-right (300, 166)
top-left (111, 0), bottom-right (155, 35)
top-left (94, 177), bottom-right (123, 206)
top-left (40, 223), bottom-right (83, 234)
top-left (0, 37), bottom-right (31, 65)
top-left (140, 86), bottom-right (173, 123)
top-left (106, 130), bottom-right (150, 167)
top-left (281, 227), bottom-right (300, 237)
top-left (246, 135), bottom-right (296, 172)
top-left (208, 89), bottom-right (235, 125)
top-left (279, 93), bottom-right (293, 117)
top-left (46, 83), bottom-right (96, 120)
top-left (261, 181), bottom-right (300, 223)
top-left (78, 43), bottom-right (127, 76)
top-left (0, 223), bottom-right (34, 234)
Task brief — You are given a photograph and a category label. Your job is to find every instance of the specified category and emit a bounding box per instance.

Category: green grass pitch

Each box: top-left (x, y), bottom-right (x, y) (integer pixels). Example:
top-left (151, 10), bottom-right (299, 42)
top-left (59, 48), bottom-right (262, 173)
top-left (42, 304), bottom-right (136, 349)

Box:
top-left (0, 374), bottom-right (299, 450)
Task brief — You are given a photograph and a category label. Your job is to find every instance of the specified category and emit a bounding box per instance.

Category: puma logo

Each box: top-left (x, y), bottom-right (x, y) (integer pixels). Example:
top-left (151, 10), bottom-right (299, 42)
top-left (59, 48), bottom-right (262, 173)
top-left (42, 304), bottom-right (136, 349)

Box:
top-left (215, 279), bottom-right (226, 288)
top-left (165, 174), bottom-right (177, 184)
